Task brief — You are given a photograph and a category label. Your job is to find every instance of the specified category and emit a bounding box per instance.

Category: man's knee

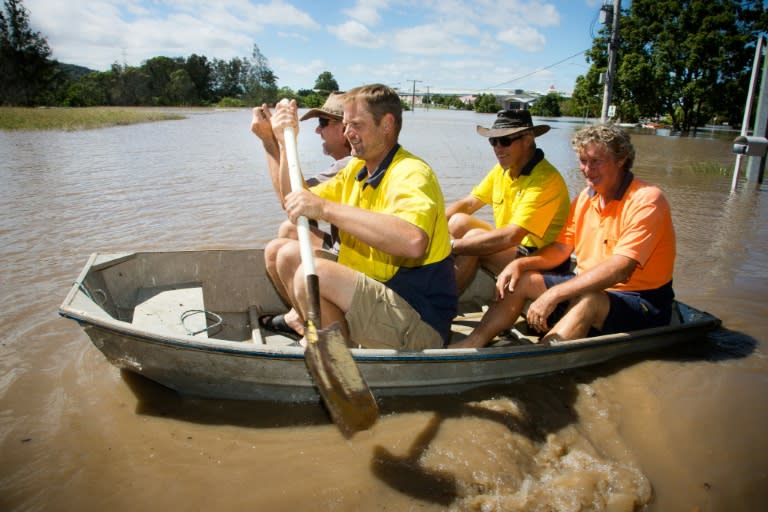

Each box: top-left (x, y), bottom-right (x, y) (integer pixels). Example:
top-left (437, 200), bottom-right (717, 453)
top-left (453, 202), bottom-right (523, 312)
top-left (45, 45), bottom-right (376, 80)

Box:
top-left (517, 271), bottom-right (548, 299)
top-left (274, 240), bottom-right (301, 276)
top-left (265, 238), bottom-right (284, 266)
top-left (277, 219), bottom-right (297, 239)
top-left (568, 292), bottom-right (609, 325)
top-left (448, 212), bottom-right (472, 237)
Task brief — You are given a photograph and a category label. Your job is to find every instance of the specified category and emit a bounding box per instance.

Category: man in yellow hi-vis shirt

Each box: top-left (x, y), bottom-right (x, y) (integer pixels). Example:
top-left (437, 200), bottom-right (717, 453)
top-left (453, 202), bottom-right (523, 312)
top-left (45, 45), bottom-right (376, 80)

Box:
top-left (446, 110), bottom-right (571, 293)
top-left (266, 84), bottom-right (457, 350)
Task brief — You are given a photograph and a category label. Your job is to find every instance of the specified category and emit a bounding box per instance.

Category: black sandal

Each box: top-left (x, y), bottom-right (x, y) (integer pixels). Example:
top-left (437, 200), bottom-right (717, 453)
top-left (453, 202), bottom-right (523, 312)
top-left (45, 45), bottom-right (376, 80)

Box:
top-left (258, 314), bottom-right (301, 340)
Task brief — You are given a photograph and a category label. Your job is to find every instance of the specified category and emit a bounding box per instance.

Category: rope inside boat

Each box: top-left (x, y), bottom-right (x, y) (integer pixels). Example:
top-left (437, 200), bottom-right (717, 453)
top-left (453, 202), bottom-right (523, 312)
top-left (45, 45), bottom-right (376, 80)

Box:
top-left (181, 309), bottom-right (223, 336)
top-left (76, 282), bottom-right (107, 305)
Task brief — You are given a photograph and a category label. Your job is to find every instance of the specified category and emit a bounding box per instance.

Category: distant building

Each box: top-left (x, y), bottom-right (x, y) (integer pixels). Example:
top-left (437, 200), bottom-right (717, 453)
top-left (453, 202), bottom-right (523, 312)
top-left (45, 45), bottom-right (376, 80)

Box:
top-left (396, 86), bottom-right (568, 109)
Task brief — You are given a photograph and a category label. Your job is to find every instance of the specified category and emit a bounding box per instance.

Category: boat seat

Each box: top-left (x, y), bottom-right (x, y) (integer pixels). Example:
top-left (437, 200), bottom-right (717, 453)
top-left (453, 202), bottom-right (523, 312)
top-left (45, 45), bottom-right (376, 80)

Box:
top-left (132, 283), bottom-right (209, 337)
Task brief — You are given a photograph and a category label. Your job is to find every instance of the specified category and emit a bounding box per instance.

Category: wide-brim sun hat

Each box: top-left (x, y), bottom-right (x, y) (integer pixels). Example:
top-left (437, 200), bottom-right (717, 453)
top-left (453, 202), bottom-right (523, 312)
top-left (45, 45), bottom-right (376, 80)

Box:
top-left (299, 92), bottom-right (345, 121)
top-left (476, 109), bottom-right (550, 138)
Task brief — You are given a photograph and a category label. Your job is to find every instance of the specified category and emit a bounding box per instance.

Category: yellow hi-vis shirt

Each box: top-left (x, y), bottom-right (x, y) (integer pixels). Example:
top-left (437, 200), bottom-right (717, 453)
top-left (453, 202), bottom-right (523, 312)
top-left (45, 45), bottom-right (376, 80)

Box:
top-left (311, 145), bottom-right (452, 283)
top-left (471, 153), bottom-right (570, 249)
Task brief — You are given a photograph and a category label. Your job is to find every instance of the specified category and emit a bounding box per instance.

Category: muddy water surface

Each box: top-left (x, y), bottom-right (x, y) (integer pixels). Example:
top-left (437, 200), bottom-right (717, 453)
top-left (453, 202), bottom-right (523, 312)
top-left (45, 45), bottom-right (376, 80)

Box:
top-left (1, 109), bottom-right (766, 511)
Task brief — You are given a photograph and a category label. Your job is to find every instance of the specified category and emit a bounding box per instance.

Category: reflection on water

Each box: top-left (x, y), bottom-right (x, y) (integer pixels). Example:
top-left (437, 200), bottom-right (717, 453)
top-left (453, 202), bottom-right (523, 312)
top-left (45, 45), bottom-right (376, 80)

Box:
top-left (1, 109), bottom-right (766, 511)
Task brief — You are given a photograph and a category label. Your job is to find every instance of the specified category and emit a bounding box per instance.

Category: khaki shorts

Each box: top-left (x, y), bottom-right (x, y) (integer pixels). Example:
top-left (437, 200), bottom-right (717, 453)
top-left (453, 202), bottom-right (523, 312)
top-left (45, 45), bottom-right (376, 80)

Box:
top-left (345, 273), bottom-right (443, 350)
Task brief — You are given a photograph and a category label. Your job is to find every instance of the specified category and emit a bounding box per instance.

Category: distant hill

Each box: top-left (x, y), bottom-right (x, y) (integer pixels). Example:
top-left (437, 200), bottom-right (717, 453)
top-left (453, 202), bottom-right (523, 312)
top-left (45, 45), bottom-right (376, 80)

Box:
top-left (58, 63), bottom-right (95, 81)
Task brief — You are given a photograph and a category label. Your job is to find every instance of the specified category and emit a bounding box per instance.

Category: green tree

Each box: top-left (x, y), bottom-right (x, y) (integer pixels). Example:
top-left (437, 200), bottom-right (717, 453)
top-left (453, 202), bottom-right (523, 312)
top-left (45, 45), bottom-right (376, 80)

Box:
top-left (142, 56), bottom-right (184, 105)
top-left (106, 64), bottom-right (151, 106)
top-left (570, 72), bottom-right (602, 119)
top-left (474, 93), bottom-right (500, 113)
top-left (314, 71), bottom-right (339, 93)
top-left (168, 68), bottom-right (196, 105)
top-left (244, 44), bottom-right (278, 105)
top-left (558, 96), bottom-right (577, 117)
top-left (276, 86), bottom-right (297, 103)
top-left (212, 57), bottom-right (247, 100)
top-left (185, 53), bottom-right (212, 104)
top-left (0, 0), bottom-right (58, 105)
top-left (63, 71), bottom-right (108, 106)
top-left (529, 92), bottom-right (562, 117)
top-left (574, 0), bottom-right (767, 131)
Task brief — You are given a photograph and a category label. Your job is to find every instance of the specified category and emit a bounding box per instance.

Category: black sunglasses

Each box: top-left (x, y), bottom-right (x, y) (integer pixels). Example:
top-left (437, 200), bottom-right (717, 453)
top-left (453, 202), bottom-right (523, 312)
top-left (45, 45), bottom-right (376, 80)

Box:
top-left (489, 135), bottom-right (516, 147)
top-left (318, 117), bottom-right (332, 128)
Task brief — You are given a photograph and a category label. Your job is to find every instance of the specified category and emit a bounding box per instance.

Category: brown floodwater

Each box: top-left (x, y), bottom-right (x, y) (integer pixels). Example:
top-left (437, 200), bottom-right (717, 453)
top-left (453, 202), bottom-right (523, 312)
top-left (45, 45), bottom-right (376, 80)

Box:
top-left (1, 109), bottom-right (766, 511)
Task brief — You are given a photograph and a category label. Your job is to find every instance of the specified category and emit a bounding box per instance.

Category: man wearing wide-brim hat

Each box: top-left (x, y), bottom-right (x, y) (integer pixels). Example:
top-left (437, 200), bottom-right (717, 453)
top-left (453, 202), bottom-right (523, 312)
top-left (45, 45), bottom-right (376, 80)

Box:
top-left (251, 92), bottom-right (351, 339)
top-left (445, 109), bottom-right (571, 294)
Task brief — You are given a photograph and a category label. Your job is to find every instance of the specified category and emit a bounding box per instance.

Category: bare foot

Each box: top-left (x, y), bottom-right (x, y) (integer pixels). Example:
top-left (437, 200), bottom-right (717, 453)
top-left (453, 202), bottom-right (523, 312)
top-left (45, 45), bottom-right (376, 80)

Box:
top-left (283, 308), bottom-right (305, 336)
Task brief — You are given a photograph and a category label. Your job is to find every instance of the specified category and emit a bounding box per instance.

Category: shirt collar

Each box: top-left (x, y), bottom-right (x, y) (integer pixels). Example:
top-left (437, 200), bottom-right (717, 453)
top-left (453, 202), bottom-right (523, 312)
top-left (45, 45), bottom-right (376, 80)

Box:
top-left (587, 170), bottom-right (634, 200)
top-left (508, 148), bottom-right (544, 178)
top-left (356, 143), bottom-right (401, 189)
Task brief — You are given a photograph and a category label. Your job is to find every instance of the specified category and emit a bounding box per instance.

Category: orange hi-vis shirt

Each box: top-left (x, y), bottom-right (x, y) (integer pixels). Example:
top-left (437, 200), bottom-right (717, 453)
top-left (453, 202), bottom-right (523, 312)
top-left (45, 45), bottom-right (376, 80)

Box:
top-left (556, 172), bottom-right (676, 291)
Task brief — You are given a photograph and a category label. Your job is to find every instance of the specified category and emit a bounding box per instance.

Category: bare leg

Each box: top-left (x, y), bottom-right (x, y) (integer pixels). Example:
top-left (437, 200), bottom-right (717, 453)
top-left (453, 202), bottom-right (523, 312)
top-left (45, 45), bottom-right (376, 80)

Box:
top-left (449, 214), bottom-right (521, 293)
top-left (291, 257), bottom-right (359, 344)
top-left (454, 253), bottom-right (480, 293)
top-left (450, 271), bottom-right (547, 348)
top-left (265, 221), bottom-right (330, 335)
top-left (265, 237), bottom-right (293, 303)
top-left (541, 292), bottom-right (610, 342)
top-left (277, 219), bottom-right (295, 239)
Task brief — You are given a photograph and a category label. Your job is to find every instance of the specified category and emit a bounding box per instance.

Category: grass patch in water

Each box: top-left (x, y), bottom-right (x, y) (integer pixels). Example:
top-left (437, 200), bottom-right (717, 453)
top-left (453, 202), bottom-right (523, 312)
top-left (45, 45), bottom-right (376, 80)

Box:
top-left (690, 161), bottom-right (730, 176)
top-left (0, 107), bottom-right (187, 131)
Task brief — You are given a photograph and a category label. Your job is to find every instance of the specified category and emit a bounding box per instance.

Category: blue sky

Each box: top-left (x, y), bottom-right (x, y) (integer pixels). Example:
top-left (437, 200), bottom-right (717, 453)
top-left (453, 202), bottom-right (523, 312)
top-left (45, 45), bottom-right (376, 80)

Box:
top-left (26, 0), bottom-right (607, 95)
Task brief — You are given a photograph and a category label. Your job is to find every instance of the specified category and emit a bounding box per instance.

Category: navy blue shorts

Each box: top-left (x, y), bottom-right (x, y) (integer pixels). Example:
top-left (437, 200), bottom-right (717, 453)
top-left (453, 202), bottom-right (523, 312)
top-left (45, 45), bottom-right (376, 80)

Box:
top-left (541, 273), bottom-right (675, 335)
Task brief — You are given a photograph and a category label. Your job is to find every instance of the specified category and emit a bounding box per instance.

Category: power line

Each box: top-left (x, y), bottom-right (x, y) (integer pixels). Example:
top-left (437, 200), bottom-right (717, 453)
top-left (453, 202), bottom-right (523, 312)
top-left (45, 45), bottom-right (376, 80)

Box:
top-left (486, 48), bottom-right (590, 90)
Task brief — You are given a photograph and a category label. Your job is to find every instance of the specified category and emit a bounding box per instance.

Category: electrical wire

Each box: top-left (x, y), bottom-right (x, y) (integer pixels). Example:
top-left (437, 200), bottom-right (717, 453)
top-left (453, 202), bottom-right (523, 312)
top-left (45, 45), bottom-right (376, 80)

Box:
top-left (485, 4), bottom-right (604, 90)
top-left (486, 49), bottom-right (591, 89)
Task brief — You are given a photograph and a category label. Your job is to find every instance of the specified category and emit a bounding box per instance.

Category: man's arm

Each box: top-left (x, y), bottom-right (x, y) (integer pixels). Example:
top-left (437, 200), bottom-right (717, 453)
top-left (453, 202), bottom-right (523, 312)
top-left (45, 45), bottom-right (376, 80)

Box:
top-left (250, 105), bottom-right (285, 206)
top-left (284, 189), bottom-right (428, 259)
top-left (544, 254), bottom-right (637, 304)
top-left (523, 254), bottom-right (637, 328)
top-left (452, 223), bottom-right (530, 256)
top-left (268, 99), bottom-right (308, 207)
top-left (445, 194), bottom-right (483, 218)
top-left (496, 242), bottom-right (573, 298)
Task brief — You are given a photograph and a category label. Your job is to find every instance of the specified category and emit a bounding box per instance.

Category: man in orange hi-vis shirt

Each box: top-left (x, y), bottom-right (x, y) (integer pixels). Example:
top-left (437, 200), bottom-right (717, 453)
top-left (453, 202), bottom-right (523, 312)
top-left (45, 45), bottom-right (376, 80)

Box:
top-left (451, 124), bottom-right (676, 348)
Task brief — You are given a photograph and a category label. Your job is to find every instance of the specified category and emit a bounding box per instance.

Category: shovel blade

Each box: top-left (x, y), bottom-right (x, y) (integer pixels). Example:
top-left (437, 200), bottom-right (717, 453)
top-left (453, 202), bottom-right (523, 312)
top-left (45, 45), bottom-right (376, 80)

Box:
top-left (304, 322), bottom-right (378, 436)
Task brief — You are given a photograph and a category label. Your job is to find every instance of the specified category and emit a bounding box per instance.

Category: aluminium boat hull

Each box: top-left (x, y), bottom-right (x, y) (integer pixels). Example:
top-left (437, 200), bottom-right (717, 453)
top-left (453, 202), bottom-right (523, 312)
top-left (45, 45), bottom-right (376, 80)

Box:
top-left (59, 250), bottom-right (721, 402)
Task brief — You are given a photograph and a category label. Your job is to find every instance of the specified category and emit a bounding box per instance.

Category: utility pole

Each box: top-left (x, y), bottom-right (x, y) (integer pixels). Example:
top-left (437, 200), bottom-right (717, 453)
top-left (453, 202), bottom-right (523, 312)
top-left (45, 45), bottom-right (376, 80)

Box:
top-left (425, 85), bottom-right (431, 110)
top-left (600, 0), bottom-right (621, 122)
top-left (406, 79), bottom-right (422, 112)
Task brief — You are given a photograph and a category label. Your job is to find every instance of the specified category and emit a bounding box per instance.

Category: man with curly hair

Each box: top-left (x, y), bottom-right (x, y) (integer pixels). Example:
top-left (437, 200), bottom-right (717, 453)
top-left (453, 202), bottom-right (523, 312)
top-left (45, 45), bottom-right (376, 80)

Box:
top-left (451, 124), bottom-right (676, 348)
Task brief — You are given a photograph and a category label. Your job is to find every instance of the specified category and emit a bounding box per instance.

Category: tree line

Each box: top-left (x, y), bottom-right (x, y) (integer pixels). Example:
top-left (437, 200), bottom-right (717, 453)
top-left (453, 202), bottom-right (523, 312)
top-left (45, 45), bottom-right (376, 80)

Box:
top-left (0, 0), bottom-right (340, 108)
top-left (570, 0), bottom-right (768, 132)
top-left (3, 0), bottom-right (768, 131)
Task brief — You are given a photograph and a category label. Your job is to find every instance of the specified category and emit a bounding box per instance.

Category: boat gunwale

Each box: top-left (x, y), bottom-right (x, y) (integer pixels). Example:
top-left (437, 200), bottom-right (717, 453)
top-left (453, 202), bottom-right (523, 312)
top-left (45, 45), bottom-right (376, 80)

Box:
top-left (58, 303), bottom-right (721, 364)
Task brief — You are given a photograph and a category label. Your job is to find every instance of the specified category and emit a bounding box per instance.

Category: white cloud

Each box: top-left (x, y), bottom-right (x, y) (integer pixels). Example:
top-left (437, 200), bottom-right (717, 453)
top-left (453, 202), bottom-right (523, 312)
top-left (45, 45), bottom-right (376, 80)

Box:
top-left (25, 0), bottom-right (320, 69)
top-left (277, 31), bottom-right (310, 43)
top-left (391, 24), bottom-right (472, 56)
top-left (271, 56), bottom-right (327, 85)
top-left (343, 0), bottom-right (389, 26)
top-left (330, 20), bottom-right (383, 49)
top-left (477, 0), bottom-right (561, 28)
top-left (497, 25), bottom-right (547, 52)
top-left (20, 0), bottom-right (590, 93)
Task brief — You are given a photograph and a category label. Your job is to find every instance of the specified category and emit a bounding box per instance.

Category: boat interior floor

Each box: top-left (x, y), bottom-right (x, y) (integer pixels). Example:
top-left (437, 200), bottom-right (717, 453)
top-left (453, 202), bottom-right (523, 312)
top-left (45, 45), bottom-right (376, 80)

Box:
top-left (253, 310), bottom-right (542, 348)
top-left (129, 283), bottom-right (542, 347)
